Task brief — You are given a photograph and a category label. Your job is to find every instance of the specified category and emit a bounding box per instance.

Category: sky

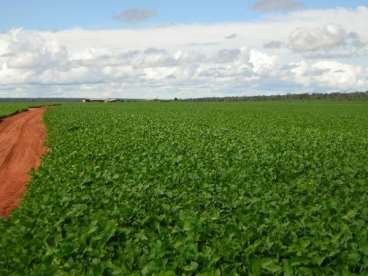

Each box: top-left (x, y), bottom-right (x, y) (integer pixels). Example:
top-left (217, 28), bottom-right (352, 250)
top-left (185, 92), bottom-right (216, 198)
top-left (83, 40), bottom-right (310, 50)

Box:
top-left (0, 0), bottom-right (367, 98)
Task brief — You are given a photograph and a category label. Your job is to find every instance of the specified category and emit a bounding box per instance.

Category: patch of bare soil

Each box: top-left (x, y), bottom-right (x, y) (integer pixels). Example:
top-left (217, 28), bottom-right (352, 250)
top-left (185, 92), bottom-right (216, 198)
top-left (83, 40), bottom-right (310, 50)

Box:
top-left (0, 108), bottom-right (47, 216)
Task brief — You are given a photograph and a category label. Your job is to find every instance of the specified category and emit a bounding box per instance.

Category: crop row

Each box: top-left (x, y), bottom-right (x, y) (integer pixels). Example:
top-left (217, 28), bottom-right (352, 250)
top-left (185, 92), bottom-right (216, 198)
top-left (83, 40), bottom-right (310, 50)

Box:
top-left (1, 102), bottom-right (368, 274)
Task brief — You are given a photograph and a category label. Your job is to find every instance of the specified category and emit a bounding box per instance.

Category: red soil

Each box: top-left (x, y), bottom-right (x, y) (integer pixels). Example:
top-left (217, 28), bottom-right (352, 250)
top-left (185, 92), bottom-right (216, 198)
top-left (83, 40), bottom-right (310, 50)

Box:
top-left (0, 108), bottom-right (47, 217)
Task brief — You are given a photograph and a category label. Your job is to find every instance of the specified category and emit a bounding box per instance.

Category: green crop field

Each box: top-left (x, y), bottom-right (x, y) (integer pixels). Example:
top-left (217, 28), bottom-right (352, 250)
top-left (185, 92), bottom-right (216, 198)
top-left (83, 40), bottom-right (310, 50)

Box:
top-left (1, 101), bottom-right (368, 274)
top-left (0, 103), bottom-right (35, 117)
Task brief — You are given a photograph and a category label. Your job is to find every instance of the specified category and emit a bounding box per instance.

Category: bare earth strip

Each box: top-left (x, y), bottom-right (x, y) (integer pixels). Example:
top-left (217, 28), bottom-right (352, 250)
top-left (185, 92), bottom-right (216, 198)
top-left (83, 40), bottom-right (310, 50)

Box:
top-left (0, 108), bottom-right (47, 217)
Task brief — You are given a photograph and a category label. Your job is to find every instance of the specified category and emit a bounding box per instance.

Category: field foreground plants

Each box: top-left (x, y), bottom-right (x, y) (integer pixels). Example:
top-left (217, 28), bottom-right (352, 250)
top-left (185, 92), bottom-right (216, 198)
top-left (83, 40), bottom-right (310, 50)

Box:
top-left (0, 101), bottom-right (368, 274)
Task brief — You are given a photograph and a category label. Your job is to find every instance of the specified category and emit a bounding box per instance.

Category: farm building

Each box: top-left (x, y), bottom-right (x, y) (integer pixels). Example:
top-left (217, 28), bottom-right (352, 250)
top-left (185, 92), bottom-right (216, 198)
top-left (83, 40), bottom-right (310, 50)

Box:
top-left (82, 98), bottom-right (119, 103)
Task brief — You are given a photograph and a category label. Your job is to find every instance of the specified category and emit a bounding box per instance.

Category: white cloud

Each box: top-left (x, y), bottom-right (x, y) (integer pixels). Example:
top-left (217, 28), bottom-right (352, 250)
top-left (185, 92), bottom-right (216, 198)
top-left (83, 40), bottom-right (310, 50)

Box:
top-left (286, 60), bottom-right (368, 89)
top-left (1, 29), bottom-right (69, 70)
top-left (249, 50), bottom-right (277, 74)
top-left (288, 24), bottom-right (366, 58)
top-left (0, 6), bottom-right (367, 98)
top-left (263, 41), bottom-right (284, 49)
top-left (225, 33), bottom-right (238, 40)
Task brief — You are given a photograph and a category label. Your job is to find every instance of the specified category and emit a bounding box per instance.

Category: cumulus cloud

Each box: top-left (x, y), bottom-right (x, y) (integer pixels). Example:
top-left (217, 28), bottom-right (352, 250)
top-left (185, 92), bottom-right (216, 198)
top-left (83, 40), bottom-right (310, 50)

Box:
top-left (0, 28), bottom-right (70, 85)
top-left (213, 49), bottom-right (241, 63)
top-left (263, 40), bottom-right (284, 49)
top-left (289, 24), bottom-right (364, 52)
top-left (113, 8), bottom-right (157, 22)
top-left (249, 50), bottom-right (278, 75)
top-left (225, 33), bottom-right (238, 40)
top-left (0, 6), bottom-right (368, 98)
top-left (0, 29), bottom-right (280, 97)
top-left (251, 0), bottom-right (305, 12)
top-left (285, 60), bottom-right (368, 89)
top-left (287, 24), bottom-right (367, 59)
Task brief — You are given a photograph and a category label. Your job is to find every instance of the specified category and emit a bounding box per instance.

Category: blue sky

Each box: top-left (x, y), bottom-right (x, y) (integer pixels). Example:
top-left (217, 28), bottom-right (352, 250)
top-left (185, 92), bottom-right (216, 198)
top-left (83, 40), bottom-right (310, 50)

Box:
top-left (0, 0), bottom-right (366, 31)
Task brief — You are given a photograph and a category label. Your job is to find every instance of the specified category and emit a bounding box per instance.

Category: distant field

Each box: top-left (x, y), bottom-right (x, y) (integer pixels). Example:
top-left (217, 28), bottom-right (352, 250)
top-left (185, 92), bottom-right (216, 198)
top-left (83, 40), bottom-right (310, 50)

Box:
top-left (0, 103), bottom-right (58, 117)
top-left (1, 101), bottom-right (368, 274)
top-left (0, 103), bottom-right (34, 117)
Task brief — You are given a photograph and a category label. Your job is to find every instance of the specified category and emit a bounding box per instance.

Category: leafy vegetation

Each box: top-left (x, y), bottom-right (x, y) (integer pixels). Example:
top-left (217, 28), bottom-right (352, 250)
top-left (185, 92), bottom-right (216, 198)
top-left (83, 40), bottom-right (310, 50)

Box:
top-left (0, 103), bottom-right (34, 117)
top-left (1, 101), bottom-right (368, 274)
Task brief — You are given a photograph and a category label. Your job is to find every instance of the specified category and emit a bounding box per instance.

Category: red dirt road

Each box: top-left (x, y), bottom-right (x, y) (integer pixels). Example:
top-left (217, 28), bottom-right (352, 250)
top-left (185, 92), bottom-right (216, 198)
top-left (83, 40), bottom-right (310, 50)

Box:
top-left (0, 108), bottom-right (47, 216)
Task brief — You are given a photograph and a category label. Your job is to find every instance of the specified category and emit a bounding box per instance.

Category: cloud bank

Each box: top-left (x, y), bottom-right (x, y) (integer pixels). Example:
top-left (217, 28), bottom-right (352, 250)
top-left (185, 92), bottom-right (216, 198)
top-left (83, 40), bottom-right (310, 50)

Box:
top-left (288, 24), bottom-right (365, 57)
top-left (0, 6), bottom-right (367, 98)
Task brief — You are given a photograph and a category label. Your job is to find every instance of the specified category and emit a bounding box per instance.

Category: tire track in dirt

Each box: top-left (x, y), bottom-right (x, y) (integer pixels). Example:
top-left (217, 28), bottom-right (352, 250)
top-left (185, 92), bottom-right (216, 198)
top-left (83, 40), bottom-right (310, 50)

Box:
top-left (0, 108), bottom-right (47, 217)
